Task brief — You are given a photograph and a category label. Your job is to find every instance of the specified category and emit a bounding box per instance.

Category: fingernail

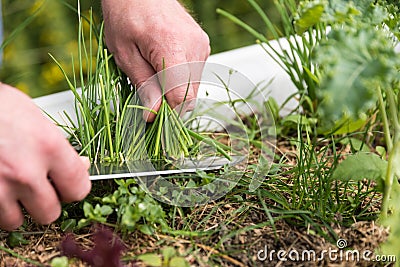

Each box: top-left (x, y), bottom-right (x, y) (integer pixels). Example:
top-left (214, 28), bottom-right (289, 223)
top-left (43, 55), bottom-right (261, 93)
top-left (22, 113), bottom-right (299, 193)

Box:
top-left (77, 181), bottom-right (92, 201)
top-left (79, 156), bottom-right (91, 169)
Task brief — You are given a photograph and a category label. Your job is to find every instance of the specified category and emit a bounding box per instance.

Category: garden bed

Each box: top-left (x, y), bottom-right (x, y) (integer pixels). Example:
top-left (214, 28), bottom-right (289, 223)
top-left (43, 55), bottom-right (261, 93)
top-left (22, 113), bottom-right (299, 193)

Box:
top-left (0, 44), bottom-right (392, 267)
top-left (2, 0), bottom-right (400, 266)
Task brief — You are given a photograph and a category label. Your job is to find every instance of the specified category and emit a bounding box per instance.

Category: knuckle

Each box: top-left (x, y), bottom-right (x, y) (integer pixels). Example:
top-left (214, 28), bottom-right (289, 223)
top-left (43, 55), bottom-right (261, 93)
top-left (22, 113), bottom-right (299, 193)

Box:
top-left (70, 171), bottom-right (88, 192)
top-left (113, 51), bottom-right (129, 70)
top-left (7, 217), bottom-right (24, 231)
top-left (67, 162), bottom-right (83, 177)
top-left (134, 72), bottom-right (155, 88)
top-left (167, 88), bottom-right (196, 107)
top-left (0, 158), bottom-right (16, 181)
top-left (11, 169), bottom-right (33, 188)
top-left (37, 129), bottom-right (60, 156)
top-left (148, 47), bottom-right (164, 71)
top-left (74, 160), bottom-right (90, 179)
top-left (0, 159), bottom-right (37, 191)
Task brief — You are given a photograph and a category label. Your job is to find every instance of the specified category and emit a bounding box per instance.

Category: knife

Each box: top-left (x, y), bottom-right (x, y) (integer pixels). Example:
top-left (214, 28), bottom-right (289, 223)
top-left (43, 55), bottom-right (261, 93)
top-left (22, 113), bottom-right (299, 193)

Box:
top-left (89, 155), bottom-right (245, 181)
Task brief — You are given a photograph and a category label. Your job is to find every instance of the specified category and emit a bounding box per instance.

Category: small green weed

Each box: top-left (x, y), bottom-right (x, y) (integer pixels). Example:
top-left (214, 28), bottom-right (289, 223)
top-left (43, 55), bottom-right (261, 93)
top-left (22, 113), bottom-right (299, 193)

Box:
top-left (137, 247), bottom-right (189, 267)
top-left (78, 179), bottom-right (167, 235)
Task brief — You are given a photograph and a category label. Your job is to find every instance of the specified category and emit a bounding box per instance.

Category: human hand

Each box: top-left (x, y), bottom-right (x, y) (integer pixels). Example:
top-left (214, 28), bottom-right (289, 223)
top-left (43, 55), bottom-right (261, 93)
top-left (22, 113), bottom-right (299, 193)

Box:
top-left (102, 0), bottom-right (210, 121)
top-left (0, 84), bottom-right (91, 231)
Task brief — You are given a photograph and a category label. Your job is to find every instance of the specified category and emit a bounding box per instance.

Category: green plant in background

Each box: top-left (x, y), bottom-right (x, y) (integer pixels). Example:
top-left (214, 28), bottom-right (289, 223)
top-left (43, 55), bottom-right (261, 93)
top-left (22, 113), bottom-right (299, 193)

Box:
top-left (216, 0), bottom-right (373, 213)
top-left (137, 246), bottom-right (189, 267)
top-left (304, 0), bottom-right (400, 216)
top-left (217, 0), bottom-right (326, 116)
top-left (1, 0), bottom-right (278, 97)
top-left (219, 0), bottom-right (399, 209)
top-left (0, 0), bottom-right (102, 96)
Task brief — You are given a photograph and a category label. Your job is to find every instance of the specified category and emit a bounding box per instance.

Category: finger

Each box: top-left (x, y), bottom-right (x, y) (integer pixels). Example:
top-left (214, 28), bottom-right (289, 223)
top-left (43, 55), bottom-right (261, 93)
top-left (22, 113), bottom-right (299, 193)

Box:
top-left (186, 29), bottom-right (211, 62)
top-left (152, 52), bottom-right (198, 113)
top-left (137, 77), bottom-right (162, 122)
top-left (114, 45), bottom-right (162, 122)
top-left (18, 175), bottom-right (61, 225)
top-left (184, 31), bottom-right (210, 102)
top-left (47, 138), bottom-right (91, 203)
top-left (80, 156), bottom-right (91, 169)
top-left (0, 188), bottom-right (24, 231)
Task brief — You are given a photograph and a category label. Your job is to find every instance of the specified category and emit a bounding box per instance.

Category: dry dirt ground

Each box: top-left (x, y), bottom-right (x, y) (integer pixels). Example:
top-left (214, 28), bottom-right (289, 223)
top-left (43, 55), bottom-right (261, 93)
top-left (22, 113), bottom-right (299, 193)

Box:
top-left (0, 214), bottom-right (391, 267)
top-left (0, 140), bottom-right (393, 266)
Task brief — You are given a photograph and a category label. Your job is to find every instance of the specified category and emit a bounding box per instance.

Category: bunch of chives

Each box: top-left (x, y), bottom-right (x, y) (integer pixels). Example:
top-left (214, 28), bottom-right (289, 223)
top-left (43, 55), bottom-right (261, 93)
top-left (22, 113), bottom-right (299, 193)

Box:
top-left (52, 6), bottom-right (232, 163)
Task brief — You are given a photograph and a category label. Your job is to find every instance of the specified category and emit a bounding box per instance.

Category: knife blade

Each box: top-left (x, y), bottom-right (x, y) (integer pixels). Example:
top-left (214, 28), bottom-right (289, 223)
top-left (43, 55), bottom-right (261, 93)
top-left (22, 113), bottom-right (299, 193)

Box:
top-left (89, 155), bottom-right (245, 181)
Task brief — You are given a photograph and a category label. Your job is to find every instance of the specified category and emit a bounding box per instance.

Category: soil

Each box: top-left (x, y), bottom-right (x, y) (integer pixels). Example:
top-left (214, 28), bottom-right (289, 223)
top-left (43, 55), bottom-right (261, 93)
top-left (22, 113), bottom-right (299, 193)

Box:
top-left (0, 139), bottom-right (392, 267)
top-left (0, 209), bottom-right (390, 267)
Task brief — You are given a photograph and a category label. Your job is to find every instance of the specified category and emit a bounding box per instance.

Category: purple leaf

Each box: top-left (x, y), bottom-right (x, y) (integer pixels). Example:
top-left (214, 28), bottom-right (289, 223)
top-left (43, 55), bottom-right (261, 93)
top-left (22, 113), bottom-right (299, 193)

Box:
top-left (61, 225), bottom-right (126, 267)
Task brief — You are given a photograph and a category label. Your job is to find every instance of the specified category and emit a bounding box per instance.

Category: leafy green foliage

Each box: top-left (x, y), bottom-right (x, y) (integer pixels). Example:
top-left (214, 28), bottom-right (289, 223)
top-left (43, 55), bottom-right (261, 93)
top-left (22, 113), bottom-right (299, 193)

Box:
top-left (311, 0), bottom-right (400, 218)
top-left (331, 153), bottom-right (387, 185)
top-left (78, 179), bottom-right (166, 234)
top-left (217, 0), bottom-right (390, 237)
top-left (380, 188), bottom-right (400, 264)
top-left (316, 26), bottom-right (398, 122)
top-left (7, 232), bottom-right (29, 248)
top-left (77, 202), bottom-right (113, 228)
top-left (138, 253), bottom-right (162, 267)
top-left (60, 218), bottom-right (77, 232)
top-left (382, 2), bottom-right (400, 39)
top-left (294, 1), bottom-right (325, 34)
top-left (304, 0), bottom-right (400, 260)
top-left (50, 257), bottom-right (69, 267)
top-left (138, 247), bottom-right (189, 267)
top-left (308, 0), bottom-right (400, 125)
